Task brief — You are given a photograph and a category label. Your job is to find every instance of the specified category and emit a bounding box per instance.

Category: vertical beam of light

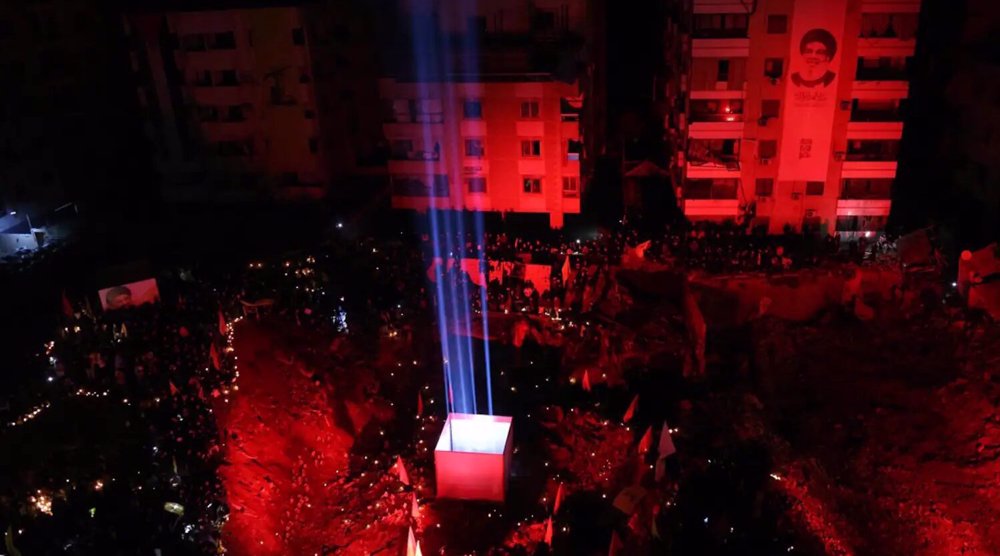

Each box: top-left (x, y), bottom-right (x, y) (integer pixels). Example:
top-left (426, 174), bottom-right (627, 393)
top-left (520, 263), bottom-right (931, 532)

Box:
top-left (409, 1), bottom-right (492, 415)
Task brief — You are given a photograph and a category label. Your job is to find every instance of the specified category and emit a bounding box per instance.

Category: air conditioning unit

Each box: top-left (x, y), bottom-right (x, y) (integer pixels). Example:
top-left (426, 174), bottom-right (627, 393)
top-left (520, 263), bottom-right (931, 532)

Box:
top-left (834, 151), bottom-right (846, 161)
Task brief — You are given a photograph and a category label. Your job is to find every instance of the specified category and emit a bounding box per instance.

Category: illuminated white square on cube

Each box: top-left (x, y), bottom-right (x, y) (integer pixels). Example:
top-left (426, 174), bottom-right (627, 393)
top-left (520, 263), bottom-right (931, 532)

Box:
top-left (435, 413), bottom-right (513, 502)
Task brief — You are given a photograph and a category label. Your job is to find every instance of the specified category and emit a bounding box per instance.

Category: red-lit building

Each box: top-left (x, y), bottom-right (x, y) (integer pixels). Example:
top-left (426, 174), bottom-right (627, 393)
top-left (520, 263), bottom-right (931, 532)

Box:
top-left (671, 0), bottom-right (920, 236)
top-left (380, 77), bottom-right (582, 228)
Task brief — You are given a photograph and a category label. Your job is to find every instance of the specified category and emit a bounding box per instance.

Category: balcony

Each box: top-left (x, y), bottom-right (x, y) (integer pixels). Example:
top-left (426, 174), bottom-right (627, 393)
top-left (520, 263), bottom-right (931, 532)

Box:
top-left (841, 160), bottom-right (898, 178)
top-left (855, 66), bottom-right (908, 81)
top-left (389, 150), bottom-right (440, 162)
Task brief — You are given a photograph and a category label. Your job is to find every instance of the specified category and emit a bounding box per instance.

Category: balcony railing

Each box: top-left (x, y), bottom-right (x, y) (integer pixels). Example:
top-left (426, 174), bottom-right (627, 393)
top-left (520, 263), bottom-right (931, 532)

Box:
top-left (688, 153), bottom-right (740, 169)
top-left (849, 109), bottom-right (903, 122)
top-left (690, 112), bottom-right (744, 123)
top-left (691, 28), bottom-right (748, 39)
top-left (845, 151), bottom-right (898, 162)
top-left (683, 184), bottom-right (739, 200)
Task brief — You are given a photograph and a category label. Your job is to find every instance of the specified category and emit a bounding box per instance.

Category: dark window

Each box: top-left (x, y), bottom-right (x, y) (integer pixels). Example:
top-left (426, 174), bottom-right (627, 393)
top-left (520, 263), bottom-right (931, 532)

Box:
top-left (523, 177), bottom-right (542, 194)
top-left (717, 59), bottom-right (730, 81)
top-left (465, 138), bottom-right (485, 157)
top-left (562, 176), bottom-right (579, 197)
top-left (521, 139), bottom-right (541, 157)
top-left (767, 15), bottom-right (788, 33)
top-left (759, 140), bottom-right (777, 159)
top-left (193, 70), bottom-right (213, 86)
top-left (181, 34), bottom-right (206, 51)
top-left (534, 10), bottom-right (556, 31)
top-left (390, 139), bottom-right (413, 159)
top-left (806, 181), bottom-right (825, 195)
top-left (309, 138), bottom-right (319, 154)
top-left (197, 105), bottom-right (219, 122)
top-left (761, 100), bottom-right (781, 119)
top-left (463, 99), bottom-right (483, 119)
top-left (210, 32), bottom-right (236, 49)
top-left (292, 28), bottom-right (305, 45)
top-left (755, 178), bottom-right (774, 196)
top-left (217, 70), bottom-right (238, 86)
top-left (764, 58), bottom-right (784, 79)
top-left (225, 105), bottom-right (245, 121)
top-left (467, 177), bottom-right (487, 193)
top-left (520, 100), bottom-right (540, 119)
top-left (567, 139), bottom-right (582, 161)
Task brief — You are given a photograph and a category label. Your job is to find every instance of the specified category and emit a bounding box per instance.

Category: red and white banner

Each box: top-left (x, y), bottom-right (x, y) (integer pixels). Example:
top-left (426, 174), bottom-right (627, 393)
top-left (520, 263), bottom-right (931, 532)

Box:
top-left (777, 0), bottom-right (847, 182)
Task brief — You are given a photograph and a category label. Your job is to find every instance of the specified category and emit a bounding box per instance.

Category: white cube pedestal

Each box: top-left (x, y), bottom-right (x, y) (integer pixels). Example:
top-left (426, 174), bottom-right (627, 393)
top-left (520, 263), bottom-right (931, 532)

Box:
top-left (434, 413), bottom-right (513, 502)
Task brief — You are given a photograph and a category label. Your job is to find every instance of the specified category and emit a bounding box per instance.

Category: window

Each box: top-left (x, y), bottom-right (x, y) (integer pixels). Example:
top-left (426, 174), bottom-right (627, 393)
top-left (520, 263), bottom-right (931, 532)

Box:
top-left (717, 59), bottom-right (730, 82)
top-left (390, 139), bottom-right (413, 160)
top-left (755, 178), bottom-right (774, 197)
top-left (534, 10), bottom-right (556, 32)
top-left (292, 28), bottom-right (305, 45)
top-left (761, 100), bottom-right (781, 119)
top-left (466, 177), bottom-right (487, 193)
top-left (692, 14), bottom-right (749, 38)
top-left (224, 105), bottom-right (246, 122)
top-left (764, 58), bottom-right (784, 79)
top-left (181, 34), bottom-right (206, 51)
top-left (567, 139), bottom-right (582, 161)
top-left (193, 70), bottom-right (213, 86)
top-left (209, 32), bottom-right (236, 49)
top-left (465, 138), bottom-right (485, 157)
top-left (562, 177), bottom-right (579, 197)
top-left (767, 15), bottom-right (788, 33)
top-left (463, 99), bottom-right (483, 119)
top-left (197, 105), bottom-right (219, 122)
top-left (216, 70), bottom-right (238, 86)
top-left (520, 100), bottom-right (540, 119)
top-left (522, 177), bottom-right (542, 194)
top-left (521, 139), bottom-right (542, 157)
top-left (309, 138), bottom-right (319, 154)
top-left (806, 181), bottom-right (825, 196)
top-left (758, 140), bottom-right (777, 159)
top-left (415, 99), bottom-right (444, 123)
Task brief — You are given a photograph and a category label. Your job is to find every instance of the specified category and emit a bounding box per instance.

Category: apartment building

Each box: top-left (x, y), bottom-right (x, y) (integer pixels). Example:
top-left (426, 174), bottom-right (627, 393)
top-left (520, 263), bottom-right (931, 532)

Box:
top-left (125, 7), bottom-right (326, 200)
top-left (380, 77), bottom-right (582, 228)
top-left (380, 0), bottom-right (593, 228)
top-left (673, 0), bottom-right (920, 236)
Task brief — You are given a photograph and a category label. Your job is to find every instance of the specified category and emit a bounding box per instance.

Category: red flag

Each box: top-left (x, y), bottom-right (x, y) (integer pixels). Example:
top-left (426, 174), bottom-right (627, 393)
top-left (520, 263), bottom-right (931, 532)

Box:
top-left (411, 492), bottom-right (419, 518)
top-left (544, 516), bottom-right (553, 545)
top-left (395, 456), bottom-right (410, 486)
top-left (622, 394), bottom-right (638, 423)
top-left (638, 426), bottom-right (653, 455)
top-left (169, 380), bottom-right (179, 396)
top-left (417, 392), bottom-right (424, 417)
top-left (582, 369), bottom-right (592, 392)
top-left (553, 483), bottom-right (564, 514)
top-left (61, 290), bottom-right (73, 317)
top-left (210, 343), bottom-right (221, 371)
top-left (609, 530), bottom-right (623, 556)
top-left (218, 310), bottom-right (227, 336)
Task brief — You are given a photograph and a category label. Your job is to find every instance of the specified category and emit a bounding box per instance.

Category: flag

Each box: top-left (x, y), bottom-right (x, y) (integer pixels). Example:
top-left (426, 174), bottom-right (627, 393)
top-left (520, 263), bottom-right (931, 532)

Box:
top-left (210, 343), bottom-right (221, 371)
top-left (544, 516), bottom-right (553, 545)
top-left (657, 422), bottom-right (676, 459)
top-left (582, 369), bottom-right (592, 392)
top-left (417, 392), bottom-right (424, 417)
top-left (169, 380), bottom-right (179, 396)
top-left (406, 527), bottom-right (417, 556)
top-left (561, 255), bottom-right (571, 284)
top-left (609, 530), bottom-right (623, 556)
top-left (638, 426), bottom-right (653, 455)
top-left (622, 394), bottom-right (638, 423)
top-left (553, 482), bottom-right (564, 514)
top-left (61, 290), bottom-right (73, 317)
top-left (120, 323), bottom-right (128, 338)
top-left (395, 456), bottom-right (410, 486)
top-left (411, 492), bottom-right (419, 518)
top-left (218, 309), bottom-right (227, 336)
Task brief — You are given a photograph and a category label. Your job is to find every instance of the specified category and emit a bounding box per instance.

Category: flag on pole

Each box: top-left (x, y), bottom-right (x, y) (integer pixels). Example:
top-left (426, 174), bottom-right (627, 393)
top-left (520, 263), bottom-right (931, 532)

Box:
top-left (657, 422), bottom-right (676, 459)
top-left (210, 343), bottom-right (221, 371)
top-left (582, 369), bottom-right (592, 392)
top-left (169, 380), bottom-right (179, 396)
top-left (395, 456), bottom-right (410, 486)
top-left (61, 290), bottom-right (73, 317)
top-left (411, 492), bottom-right (419, 518)
top-left (622, 394), bottom-right (638, 423)
top-left (638, 426), bottom-right (653, 455)
top-left (561, 255), bottom-right (572, 284)
top-left (120, 323), bottom-right (128, 338)
top-left (544, 516), bottom-right (553, 546)
top-left (553, 482), bottom-right (564, 514)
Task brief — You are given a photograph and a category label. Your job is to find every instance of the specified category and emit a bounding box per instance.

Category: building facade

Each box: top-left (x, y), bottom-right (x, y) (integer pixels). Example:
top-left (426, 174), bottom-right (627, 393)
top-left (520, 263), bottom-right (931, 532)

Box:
top-left (125, 7), bottom-right (326, 200)
top-left (380, 77), bottom-right (582, 228)
top-left (672, 0), bottom-right (920, 236)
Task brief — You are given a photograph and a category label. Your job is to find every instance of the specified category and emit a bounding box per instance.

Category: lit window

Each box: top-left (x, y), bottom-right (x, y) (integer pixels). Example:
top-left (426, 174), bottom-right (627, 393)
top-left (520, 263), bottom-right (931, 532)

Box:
top-left (562, 177), bottom-right (579, 197)
top-left (465, 138), bottom-right (485, 157)
top-left (463, 99), bottom-right (483, 119)
top-left (520, 139), bottom-right (541, 157)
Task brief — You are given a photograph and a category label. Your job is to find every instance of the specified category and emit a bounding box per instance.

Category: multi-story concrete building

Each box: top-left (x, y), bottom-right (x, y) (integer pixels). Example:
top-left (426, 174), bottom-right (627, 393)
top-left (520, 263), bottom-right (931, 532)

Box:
top-left (379, 77), bottom-right (582, 228)
top-left (672, 0), bottom-right (920, 236)
top-left (125, 7), bottom-right (326, 200)
top-left (379, 0), bottom-right (593, 228)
